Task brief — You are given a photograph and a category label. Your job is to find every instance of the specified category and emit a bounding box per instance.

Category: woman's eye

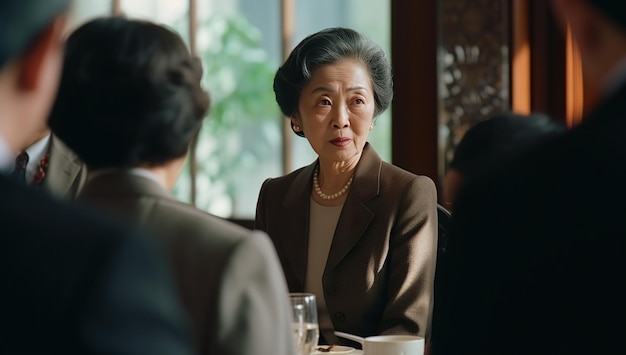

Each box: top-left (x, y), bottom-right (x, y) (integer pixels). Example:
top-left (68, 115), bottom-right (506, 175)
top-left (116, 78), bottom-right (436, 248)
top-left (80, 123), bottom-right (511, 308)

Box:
top-left (321, 99), bottom-right (331, 105)
top-left (354, 98), bottom-right (364, 104)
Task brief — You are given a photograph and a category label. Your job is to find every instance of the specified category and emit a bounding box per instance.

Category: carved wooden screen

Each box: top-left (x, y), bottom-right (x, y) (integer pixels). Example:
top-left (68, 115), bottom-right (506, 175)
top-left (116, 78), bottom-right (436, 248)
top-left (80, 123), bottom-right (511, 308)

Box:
top-left (437, 0), bottom-right (510, 179)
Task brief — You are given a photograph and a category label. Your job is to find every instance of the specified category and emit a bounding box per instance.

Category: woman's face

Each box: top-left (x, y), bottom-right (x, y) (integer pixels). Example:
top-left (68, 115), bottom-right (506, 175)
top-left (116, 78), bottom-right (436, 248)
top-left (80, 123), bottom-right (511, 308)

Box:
top-left (294, 59), bottom-right (375, 167)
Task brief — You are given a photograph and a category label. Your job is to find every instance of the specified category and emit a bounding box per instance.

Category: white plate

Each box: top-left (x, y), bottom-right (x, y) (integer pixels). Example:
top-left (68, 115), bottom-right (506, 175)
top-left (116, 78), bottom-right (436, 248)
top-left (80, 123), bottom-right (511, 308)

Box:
top-left (311, 345), bottom-right (357, 354)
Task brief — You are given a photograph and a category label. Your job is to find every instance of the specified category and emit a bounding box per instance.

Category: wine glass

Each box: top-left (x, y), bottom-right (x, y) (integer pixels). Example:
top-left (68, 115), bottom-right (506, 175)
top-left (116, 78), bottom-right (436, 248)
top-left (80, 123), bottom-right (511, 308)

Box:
top-left (290, 293), bottom-right (319, 355)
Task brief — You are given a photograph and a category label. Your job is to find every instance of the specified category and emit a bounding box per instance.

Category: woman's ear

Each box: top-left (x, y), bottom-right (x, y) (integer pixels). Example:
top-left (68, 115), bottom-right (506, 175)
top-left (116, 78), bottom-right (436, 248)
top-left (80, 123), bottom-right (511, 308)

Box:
top-left (290, 118), bottom-right (302, 133)
top-left (290, 117), bottom-right (305, 137)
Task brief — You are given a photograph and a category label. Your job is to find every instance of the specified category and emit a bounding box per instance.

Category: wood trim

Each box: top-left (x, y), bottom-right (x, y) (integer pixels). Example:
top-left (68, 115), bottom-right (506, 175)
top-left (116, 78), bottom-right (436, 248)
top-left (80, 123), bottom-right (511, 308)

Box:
top-left (529, 0), bottom-right (567, 123)
top-left (281, 0), bottom-right (294, 174)
top-left (390, 0), bottom-right (438, 185)
top-left (188, 0), bottom-right (199, 205)
top-left (112, 0), bottom-right (121, 15)
top-left (512, 0), bottom-right (531, 115)
top-left (188, 0), bottom-right (197, 55)
top-left (565, 25), bottom-right (584, 127)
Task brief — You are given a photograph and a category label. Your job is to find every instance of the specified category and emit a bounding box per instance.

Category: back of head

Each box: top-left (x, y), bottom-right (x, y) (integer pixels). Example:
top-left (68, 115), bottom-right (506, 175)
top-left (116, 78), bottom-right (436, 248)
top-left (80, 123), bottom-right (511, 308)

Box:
top-left (449, 112), bottom-right (566, 179)
top-left (49, 16), bottom-right (210, 170)
top-left (0, 0), bottom-right (71, 68)
top-left (443, 112), bottom-right (565, 211)
top-left (273, 27), bottom-right (393, 136)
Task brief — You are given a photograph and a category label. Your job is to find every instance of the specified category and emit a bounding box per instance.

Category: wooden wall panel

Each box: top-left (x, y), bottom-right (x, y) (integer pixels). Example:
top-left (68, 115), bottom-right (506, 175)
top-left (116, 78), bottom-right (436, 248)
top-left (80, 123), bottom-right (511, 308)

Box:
top-left (529, 0), bottom-right (567, 123)
top-left (390, 0), bottom-right (439, 186)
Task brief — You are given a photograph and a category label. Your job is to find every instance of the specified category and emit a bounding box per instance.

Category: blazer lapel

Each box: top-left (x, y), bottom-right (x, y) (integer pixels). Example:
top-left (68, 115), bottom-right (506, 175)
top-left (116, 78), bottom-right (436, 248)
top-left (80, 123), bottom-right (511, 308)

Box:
top-left (282, 163), bottom-right (317, 290)
top-left (45, 135), bottom-right (85, 197)
top-left (326, 143), bottom-right (380, 271)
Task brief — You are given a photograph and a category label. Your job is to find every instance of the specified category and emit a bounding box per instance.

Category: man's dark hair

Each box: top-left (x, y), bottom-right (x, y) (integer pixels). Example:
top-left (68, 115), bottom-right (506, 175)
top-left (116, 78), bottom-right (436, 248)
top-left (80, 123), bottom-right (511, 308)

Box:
top-left (49, 16), bottom-right (210, 169)
top-left (450, 112), bottom-right (566, 179)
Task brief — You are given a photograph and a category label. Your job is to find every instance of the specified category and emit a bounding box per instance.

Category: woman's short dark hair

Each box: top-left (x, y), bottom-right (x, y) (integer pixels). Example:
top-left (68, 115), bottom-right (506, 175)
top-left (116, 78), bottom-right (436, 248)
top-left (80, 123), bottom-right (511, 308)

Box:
top-left (274, 27), bottom-right (393, 137)
top-left (49, 16), bottom-right (210, 169)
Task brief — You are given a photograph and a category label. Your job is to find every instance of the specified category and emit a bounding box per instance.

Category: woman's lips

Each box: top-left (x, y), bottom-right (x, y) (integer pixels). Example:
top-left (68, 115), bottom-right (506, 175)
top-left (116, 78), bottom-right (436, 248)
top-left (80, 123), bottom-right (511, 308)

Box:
top-left (330, 137), bottom-right (351, 146)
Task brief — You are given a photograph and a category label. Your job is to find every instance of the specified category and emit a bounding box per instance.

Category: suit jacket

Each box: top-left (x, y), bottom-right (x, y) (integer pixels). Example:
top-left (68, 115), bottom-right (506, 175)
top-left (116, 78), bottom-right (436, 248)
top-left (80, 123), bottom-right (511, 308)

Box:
top-left (0, 174), bottom-right (193, 354)
top-left (432, 83), bottom-right (626, 354)
top-left (44, 134), bottom-right (85, 198)
top-left (79, 172), bottom-right (295, 355)
top-left (255, 143), bottom-right (438, 344)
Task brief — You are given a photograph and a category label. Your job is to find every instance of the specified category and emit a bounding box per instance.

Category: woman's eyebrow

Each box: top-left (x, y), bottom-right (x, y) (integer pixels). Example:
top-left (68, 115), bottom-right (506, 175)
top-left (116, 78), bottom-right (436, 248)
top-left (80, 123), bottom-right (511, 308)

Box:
top-left (309, 85), bottom-right (369, 94)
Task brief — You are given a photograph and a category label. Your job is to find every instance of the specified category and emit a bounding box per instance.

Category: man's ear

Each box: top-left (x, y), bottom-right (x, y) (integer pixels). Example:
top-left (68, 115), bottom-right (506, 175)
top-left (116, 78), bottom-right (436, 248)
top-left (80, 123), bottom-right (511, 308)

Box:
top-left (18, 15), bottom-right (67, 91)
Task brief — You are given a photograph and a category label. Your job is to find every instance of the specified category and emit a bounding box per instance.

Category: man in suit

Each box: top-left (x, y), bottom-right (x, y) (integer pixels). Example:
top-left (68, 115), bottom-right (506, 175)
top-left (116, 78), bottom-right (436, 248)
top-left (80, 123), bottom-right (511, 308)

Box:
top-left (432, 1), bottom-right (626, 354)
top-left (49, 17), bottom-right (295, 355)
top-left (9, 124), bottom-right (85, 198)
top-left (0, 1), bottom-right (194, 353)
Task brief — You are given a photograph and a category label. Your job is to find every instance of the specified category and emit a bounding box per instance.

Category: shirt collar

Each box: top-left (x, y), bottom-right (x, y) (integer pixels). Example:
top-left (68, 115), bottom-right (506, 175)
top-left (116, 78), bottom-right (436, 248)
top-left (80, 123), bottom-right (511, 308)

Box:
top-left (24, 133), bottom-right (51, 180)
top-left (88, 167), bottom-right (166, 189)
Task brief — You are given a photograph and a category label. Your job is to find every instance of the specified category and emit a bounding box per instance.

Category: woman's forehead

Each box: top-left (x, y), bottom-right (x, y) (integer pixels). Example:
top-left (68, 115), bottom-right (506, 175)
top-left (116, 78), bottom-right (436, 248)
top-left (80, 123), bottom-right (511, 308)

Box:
top-left (303, 60), bottom-right (373, 92)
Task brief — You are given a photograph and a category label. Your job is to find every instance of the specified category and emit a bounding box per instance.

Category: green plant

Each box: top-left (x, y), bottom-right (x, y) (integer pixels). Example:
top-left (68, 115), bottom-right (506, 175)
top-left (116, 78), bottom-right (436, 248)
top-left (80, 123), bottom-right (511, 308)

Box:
top-left (173, 13), bottom-right (280, 215)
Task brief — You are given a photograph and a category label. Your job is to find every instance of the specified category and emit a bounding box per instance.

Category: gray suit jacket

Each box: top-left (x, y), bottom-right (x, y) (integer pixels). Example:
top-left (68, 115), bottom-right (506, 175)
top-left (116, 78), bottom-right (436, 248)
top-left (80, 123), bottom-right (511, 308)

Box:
top-left (1, 173), bottom-right (193, 354)
top-left (255, 143), bottom-right (438, 344)
top-left (79, 172), bottom-right (295, 355)
top-left (44, 134), bottom-right (85, 198)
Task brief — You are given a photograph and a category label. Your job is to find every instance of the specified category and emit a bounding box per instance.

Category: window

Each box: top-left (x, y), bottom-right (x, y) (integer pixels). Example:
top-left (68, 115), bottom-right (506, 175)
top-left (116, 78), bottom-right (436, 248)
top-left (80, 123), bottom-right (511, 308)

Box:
top-left (70, 0), bottom-right (391, 219)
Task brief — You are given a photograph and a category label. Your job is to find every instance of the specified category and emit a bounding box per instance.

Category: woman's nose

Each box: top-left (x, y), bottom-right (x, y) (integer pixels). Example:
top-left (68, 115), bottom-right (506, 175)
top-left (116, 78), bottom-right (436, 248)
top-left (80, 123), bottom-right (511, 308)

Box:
top-left (332, 106), bottom-right (350, 128)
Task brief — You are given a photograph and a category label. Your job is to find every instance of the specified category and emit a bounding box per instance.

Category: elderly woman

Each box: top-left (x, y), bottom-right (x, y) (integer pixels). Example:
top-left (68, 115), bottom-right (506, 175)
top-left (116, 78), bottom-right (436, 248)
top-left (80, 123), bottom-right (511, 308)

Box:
top-left (255, 27), bottom-right (438, 346)
top-left (48, 17), bottom-right (295, 355)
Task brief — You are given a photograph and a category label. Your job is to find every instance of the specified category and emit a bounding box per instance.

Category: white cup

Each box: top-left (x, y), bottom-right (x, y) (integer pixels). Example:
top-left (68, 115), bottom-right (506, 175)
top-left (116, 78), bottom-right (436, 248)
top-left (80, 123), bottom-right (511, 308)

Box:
top-left (363, 335), bottom-right (424, 355)
top-left (334, 332), bottom-right (424, 355)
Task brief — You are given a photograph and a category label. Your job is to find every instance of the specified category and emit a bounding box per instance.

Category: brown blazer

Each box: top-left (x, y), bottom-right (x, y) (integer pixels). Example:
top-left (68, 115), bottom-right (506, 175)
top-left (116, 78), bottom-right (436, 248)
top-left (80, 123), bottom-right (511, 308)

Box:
top-left (79, 172), bottom-right (295, 355)
top-left (255, 143), bottom-right (438, 344)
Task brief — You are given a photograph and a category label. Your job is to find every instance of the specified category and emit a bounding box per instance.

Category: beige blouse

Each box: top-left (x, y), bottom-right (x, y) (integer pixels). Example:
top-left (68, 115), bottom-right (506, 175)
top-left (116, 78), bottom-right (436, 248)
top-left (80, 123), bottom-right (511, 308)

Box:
top-left (305, 198), bottom-right (343, 338)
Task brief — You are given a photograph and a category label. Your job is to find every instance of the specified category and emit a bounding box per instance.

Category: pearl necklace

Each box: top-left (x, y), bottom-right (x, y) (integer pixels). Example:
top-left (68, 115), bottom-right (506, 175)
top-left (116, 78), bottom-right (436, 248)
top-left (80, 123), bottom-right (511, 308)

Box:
top-left (313, 166), bottom-right (354, 200)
